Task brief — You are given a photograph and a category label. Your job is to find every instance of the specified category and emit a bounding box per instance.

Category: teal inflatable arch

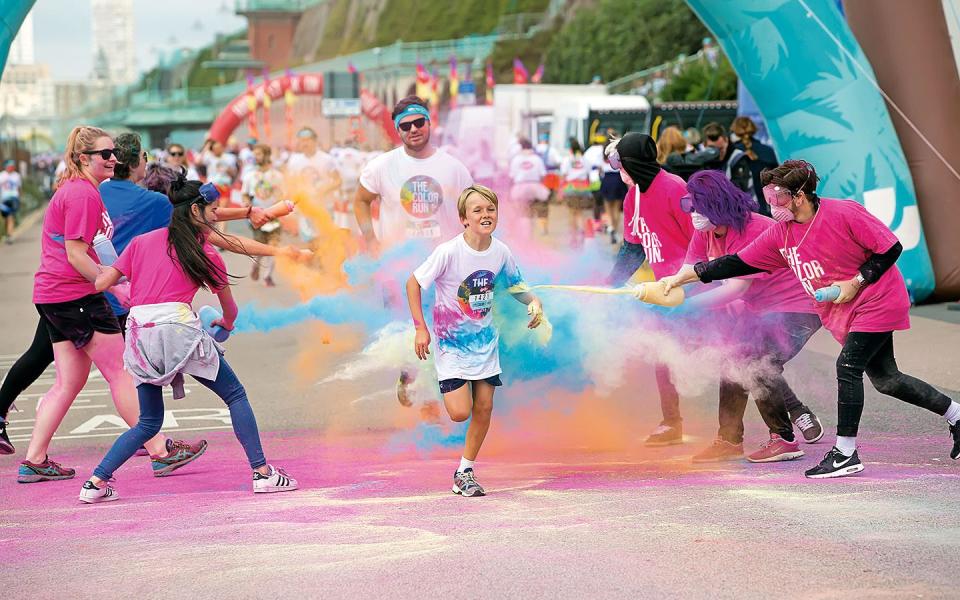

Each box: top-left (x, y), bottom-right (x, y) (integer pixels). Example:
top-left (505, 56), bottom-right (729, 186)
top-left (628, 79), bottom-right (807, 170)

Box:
top-left (0, 1), bottom-right (35, 78)
top-left (686, 0), bottom-right (935, 301)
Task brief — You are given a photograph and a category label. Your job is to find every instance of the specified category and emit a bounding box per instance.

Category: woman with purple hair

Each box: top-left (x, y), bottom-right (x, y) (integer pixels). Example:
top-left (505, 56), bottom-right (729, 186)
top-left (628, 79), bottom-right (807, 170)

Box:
top-left (665, 170), bottom-right (825, 463)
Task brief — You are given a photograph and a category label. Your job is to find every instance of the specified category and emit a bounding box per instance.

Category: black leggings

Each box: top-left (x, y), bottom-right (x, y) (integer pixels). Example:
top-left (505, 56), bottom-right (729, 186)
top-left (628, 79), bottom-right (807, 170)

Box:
top-left (0, 317), bottom-right (54, 420)
top-left (836, 331), bottom-right (951, 437)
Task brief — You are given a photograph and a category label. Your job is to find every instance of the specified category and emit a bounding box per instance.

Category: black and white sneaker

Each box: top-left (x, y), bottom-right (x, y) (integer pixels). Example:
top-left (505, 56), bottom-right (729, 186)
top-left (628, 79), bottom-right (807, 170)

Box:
top-left (452, 468), bottom-right (485, 497)
top-left (950, 422), bottom-right (960, 460)
top-left (253, 465), bottom-right (299, 493)
top-left (0, 419), bottom-right (13, 455)
top-left (805, 447), bottom-right (864, 479)
top-left (78, 480), bottom-right (119, 504)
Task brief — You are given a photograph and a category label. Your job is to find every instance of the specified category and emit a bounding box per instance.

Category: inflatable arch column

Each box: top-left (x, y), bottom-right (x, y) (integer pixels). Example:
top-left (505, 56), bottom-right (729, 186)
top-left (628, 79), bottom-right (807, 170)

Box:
top-left (686, 0), bottom-right (936, 300)
top-left (0, 0), bottom-right (36, 78)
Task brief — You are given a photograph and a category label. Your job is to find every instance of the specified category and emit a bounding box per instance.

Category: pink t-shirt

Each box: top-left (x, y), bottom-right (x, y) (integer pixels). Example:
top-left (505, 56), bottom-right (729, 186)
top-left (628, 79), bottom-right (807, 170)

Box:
top-left (33, 178), bottom-right (114, 303)
top-left (685, 213), bottom-right (815, 315)
top-left (738, 198), bottom-right (910, 343)
top-left (623, 170), bottom-right (692, 278)
top-left (113, 229), bottom-right (227, 306)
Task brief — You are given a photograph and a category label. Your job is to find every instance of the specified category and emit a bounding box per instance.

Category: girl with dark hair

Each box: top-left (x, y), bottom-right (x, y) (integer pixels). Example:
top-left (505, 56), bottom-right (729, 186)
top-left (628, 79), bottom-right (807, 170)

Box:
top-left (662, 160), bottom-right (960, 478)
top-left (79, 179), bottom-right (298, 503)
top-left (663, 170), bottom-right (824, 463)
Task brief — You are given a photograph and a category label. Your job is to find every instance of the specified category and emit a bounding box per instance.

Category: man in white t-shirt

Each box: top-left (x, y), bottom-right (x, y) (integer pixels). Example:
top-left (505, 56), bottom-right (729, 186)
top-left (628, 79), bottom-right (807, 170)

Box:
top-left (0, 160), bottom-right (22, 244)
top-left (286, 127), bottom-right (341, 199)
top-left (354, 95), bottom-right (473, 253)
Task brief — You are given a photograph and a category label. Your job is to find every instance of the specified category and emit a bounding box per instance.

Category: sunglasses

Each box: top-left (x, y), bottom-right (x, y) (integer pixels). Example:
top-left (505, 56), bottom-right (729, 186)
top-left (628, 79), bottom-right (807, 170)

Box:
top-left (82, 148), bottom-right (118, 160)
top-left (680, 194), bottom-right (694, 213)
top-left (168, 151), bottom-right (184, 157)
top-left (398, 117), bottom-right (427, 132)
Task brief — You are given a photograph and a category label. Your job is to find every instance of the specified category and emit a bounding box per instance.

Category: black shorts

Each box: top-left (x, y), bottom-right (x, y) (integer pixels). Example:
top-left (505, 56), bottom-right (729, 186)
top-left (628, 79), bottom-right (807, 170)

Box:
top-left (36, 293), bottom-right (122, 349)
top-left (439, 374), bottom-right (503, 394)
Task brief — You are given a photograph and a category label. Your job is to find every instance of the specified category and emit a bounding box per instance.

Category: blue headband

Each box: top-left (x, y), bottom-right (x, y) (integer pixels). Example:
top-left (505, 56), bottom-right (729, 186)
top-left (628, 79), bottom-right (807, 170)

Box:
top-left (198, 182), bottom-right (221, 204)
top-left (393, 104), bottom-right (430, 129)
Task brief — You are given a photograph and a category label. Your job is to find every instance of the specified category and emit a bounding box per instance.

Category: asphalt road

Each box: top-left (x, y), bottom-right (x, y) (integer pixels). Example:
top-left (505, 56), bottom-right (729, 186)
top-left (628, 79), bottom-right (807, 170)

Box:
top-left (1, 215), bottom-right (959, 599)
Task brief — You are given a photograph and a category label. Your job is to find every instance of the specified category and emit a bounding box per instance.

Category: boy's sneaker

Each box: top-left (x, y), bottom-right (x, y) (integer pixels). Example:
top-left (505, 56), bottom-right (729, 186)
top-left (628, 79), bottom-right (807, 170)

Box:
top-left (78, 480), bottom-right (119, 504)
top-left (644, 422), bottom-right (683, 447)
top-left (791, 408), bottom-right (824, 443)
top-left (18, 457), bottom-right (75, 483)
top-left (746, 434), bottom-right (804, 463)
top-left (134, 447), bottom-right (149, 457)
top-left (452, 468), bottom-right (485, 497)
top-left (805, 447), bottom-right (864, 479)
top-left (691, 438), bottom-right (744, 462)
top-left (950, 422), bottom-right (960, 460)
top-left (151, 438), bottom-right (207, 477)
top-left (253, 465), bottom-right (298, 493)
top-left (0, 420), bottom-right (14, 455)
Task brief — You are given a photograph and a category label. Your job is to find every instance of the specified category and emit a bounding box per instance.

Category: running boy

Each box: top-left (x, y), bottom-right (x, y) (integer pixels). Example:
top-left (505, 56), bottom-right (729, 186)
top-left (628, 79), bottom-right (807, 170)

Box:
top-left (406, 184), bottom-right (544, 497)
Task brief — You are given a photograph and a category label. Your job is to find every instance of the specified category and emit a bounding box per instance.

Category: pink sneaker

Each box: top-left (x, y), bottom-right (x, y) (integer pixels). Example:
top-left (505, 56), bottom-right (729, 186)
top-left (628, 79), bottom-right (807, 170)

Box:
top-left (747, 434), bottom-right (805, 463)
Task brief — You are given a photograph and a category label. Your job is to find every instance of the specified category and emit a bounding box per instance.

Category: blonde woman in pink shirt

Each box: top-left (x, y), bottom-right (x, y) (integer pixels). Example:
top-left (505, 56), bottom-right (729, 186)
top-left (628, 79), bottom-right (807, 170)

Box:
top-left (663, 160), bottom-right (960, 478)
top-left (19, 126), bottom-right (205, 484)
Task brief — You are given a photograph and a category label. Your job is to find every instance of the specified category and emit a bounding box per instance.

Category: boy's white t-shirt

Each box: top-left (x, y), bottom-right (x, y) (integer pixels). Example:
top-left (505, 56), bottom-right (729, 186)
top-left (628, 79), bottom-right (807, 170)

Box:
top-left (359, 146), bottom-right (473, 245)
top-left (413, 234), bottom-right (525, 381)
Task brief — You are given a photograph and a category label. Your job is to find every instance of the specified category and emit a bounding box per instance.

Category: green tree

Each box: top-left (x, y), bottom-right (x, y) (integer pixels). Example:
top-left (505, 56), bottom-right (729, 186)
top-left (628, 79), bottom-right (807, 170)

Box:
top-left (660, 55), bottom-right (737, 101)
top-left (544, 0), bottom-right (710, 84)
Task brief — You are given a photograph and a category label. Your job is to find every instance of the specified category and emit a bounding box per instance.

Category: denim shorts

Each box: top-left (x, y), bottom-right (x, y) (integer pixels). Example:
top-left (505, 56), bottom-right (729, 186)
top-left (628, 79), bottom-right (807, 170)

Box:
top-left (439, 374), bottom-right (503, 394)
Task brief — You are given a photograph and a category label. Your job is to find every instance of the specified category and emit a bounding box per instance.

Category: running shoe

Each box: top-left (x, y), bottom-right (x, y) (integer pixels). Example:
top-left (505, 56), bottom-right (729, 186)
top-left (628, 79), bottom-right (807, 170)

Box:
top-left (644, 423), bottom-right (683, 447)
top-left (791, 408), bottom-right (824, 443)
top-left (134, 446), bottom-right (149, 457)
top-left (746, 434), bottom-right (804, 463)
top-left (691, 438), bottom-right (744, 463)
top-left (253, 465), bottom-right (298, 493)
top-left (805, 447), bottom-right (864, 479)
top-left (452, 468), bottom-right (485, 497)
top-left (151, 438), bottom-right (208, 477)
top-left (0, 419), bottom-right (13, 455)
top-left (18, 457), bottom-right (76, 483)
top-left (950, 421), bottom-right (960, 460)
top-left (78, 480), bottom-right (119, 504)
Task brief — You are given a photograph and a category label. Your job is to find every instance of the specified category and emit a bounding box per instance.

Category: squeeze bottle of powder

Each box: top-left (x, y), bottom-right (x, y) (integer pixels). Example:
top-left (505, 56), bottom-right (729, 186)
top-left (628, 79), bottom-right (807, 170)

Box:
top-left (198, 305), bottom-right (231, 342)
top-left (265, 200), bottom-right (295, 219)
top-left (637, 282), bottom-right (685, 307)
top-left (814, 285), bottom-right (841, 303)
top-left (92, 233), bottom-right (119, 266)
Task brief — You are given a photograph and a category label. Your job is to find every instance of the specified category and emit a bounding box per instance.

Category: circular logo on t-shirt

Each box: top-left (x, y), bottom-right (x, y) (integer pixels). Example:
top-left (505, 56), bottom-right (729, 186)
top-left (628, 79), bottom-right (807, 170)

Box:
top-left (400, 175), bottom-right (443, 218)
top-left (457, 269), bottom-right (495, 319)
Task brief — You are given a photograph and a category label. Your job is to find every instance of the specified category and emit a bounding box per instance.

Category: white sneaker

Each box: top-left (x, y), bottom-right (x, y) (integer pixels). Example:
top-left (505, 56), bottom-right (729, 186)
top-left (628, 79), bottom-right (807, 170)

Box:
top-left (78, 480), bottom-right (119, 504)
top-left (252, 465), bottom-right (298, 493)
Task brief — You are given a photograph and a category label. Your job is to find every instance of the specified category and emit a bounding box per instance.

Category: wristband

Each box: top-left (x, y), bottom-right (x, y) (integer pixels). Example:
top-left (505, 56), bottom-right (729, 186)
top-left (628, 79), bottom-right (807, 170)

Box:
top-left (246, 205), bottom-right (253, 218)
top-left (855, 273), bottom-right (866, 287)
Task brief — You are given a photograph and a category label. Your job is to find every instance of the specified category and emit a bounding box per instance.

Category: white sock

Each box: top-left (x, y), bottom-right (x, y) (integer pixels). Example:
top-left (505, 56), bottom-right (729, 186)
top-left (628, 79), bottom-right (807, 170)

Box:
top-left (457, 457), bottom-right (475, 473)
top-left (835, 436), bottom-right (857, 456)
top-left (943, 401), bottom-right (960, 426)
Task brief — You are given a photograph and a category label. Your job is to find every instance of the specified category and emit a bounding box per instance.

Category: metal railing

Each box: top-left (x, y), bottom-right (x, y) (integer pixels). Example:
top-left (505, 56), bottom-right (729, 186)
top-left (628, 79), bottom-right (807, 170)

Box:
top-left (235, 0), bottom-right (324, 12)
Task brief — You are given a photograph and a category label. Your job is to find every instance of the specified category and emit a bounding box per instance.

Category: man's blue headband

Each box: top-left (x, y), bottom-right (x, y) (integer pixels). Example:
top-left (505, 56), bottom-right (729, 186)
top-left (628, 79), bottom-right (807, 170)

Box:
top-left (393, 104), bottom-right (430, 129)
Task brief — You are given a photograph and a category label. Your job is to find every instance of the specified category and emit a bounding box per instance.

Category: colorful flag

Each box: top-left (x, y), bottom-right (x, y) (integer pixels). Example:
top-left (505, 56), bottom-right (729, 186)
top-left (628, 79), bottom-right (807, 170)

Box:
top-left (245, 72), bottom-right (259, 139)
top-left (430, 65), bottom-right (440, 121)
top-left (485, 61), bottom-right (495, 104)
top-left (513, 57), bottom-right (529, 84)
top-left (284, 69), bottom-right (296, 147)
top-left (347, 61), bottom-right (357, 74)
top-left (415, 60), bottom-right (431, 100)
top-left (449, 56), bottom-right (459, 108)
top-left (532, 62), bottom-right (544, 84)
top-left (261, 68), bottom-right (272, 141)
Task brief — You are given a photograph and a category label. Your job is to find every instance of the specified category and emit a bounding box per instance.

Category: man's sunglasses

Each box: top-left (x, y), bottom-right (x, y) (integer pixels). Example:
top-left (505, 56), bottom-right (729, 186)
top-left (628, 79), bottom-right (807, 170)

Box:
top-left (607, 149), bottom-right (621, 171)
top-left (81, 148), bottom-right (118, 160)
top-left (168, 151), bottom-right (184, 157)
top-left (680, 194), bottom-right (694, 213)
top-left (398, 117), bottom-right (427, 132)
